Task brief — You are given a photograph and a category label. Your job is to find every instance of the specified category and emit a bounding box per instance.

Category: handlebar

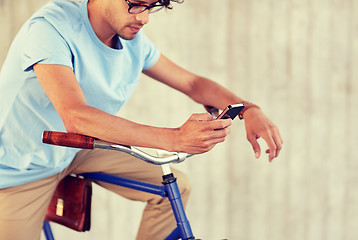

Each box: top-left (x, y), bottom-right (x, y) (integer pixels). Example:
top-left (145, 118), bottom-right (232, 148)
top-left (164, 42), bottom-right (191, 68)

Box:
top-left (42, 131), bottom-right (192, 165)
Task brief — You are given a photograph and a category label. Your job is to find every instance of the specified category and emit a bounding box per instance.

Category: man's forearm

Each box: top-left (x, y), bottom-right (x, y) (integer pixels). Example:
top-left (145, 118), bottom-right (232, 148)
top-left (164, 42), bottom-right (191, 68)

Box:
top-left (187, 76), bottom-right (244, 110)
top-left (62, 105), bottom-right (179, 151)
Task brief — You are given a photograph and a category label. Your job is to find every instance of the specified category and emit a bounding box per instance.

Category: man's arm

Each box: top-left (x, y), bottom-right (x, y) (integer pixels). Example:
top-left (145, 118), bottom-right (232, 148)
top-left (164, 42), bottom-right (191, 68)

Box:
top-left (143, 55), bottom-right (240, 110)
top-left (143, 54), bottom-right (283, 162)
top-left (33, 63), bottom-right (232, 154)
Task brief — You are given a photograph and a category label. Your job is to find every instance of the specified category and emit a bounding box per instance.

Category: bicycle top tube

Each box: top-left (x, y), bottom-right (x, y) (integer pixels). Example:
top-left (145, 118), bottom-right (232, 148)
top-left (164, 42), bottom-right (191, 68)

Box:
top-left (42, 131), bottom-right (193, 165)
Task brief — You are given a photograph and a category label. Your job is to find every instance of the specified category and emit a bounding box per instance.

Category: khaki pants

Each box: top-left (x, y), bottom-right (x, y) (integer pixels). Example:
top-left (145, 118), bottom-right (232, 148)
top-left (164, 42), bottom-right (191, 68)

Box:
top-left (0, 149), bottom-right (191, 240)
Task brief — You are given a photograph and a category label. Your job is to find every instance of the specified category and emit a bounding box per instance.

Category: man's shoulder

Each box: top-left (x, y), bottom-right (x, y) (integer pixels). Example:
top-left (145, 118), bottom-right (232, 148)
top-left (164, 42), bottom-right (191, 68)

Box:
top-left (24, 0), bottom-right (87, 41)
top-left (32, 0), bottom-right (84, 26)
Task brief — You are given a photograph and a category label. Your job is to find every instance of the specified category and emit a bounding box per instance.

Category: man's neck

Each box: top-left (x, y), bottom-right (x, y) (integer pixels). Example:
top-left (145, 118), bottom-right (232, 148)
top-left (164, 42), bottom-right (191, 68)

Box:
top-left (87, 1), bottom-right (116, 48)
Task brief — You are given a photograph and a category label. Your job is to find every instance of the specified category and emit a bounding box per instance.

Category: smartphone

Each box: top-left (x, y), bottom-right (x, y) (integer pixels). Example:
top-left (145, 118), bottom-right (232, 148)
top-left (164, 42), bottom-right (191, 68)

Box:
top-left (216, 103), bottom-right (245, 120)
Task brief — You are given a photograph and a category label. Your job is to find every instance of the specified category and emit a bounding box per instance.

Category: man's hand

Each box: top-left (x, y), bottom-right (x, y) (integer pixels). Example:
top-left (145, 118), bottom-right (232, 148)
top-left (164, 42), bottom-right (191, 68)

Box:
top-left (243, 108), bottom-right (283, 162)
top-left (175, 113), bottom-right (232, 154)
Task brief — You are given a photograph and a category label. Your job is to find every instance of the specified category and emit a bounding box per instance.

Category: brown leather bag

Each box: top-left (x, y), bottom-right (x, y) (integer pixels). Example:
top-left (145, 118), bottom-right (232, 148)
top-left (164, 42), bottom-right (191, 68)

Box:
top-left (45, 175), bottom-right (92, 232)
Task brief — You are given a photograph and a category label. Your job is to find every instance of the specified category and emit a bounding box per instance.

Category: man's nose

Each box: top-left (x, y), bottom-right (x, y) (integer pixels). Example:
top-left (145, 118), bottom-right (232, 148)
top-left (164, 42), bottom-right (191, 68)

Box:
top-left (135, 10), bottom-right (149, 25)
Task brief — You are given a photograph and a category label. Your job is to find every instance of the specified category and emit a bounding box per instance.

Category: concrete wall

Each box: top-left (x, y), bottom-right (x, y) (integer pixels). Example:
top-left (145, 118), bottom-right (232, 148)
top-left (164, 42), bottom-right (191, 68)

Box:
top-left (1, 0), bottom-right (358, 239)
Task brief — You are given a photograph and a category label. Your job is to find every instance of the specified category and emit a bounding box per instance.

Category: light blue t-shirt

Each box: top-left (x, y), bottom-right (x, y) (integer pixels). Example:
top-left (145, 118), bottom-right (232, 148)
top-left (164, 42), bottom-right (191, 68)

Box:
top-left (0, 0), bottom-right (160, 188)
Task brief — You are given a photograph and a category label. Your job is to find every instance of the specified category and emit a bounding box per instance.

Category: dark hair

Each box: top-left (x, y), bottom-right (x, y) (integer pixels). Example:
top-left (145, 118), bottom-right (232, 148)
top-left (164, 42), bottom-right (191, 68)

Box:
top-left (159, 0), bottom-right (184, 9)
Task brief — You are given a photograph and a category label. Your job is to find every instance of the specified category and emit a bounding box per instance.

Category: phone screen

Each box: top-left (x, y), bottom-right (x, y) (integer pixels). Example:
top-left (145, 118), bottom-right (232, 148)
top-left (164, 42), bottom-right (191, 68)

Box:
top-left (216, 104), bottom-right (245, 120)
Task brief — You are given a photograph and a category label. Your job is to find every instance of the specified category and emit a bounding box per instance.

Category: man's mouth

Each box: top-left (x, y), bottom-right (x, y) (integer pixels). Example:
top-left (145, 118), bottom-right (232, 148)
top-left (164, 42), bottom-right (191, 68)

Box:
top-left (128, 26), bottom-right (142, 33)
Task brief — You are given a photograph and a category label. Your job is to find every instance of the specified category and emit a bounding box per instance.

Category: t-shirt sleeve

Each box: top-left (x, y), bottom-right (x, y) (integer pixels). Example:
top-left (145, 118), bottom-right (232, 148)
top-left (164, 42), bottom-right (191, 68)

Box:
top-left (22, 17), bottom-right (73, 72)
top-left (141, 33), bottom-right (161, 70)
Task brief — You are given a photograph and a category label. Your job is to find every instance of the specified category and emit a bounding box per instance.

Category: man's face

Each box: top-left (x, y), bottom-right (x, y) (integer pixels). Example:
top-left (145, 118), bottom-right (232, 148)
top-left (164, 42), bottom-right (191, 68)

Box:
top-left (104, 0), bottom-right (159, 40)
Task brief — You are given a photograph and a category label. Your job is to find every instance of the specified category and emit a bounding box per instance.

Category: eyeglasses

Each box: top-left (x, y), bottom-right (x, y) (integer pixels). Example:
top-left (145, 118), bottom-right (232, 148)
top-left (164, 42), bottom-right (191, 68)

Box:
top-left (125, 0), bottom-right (165, 14)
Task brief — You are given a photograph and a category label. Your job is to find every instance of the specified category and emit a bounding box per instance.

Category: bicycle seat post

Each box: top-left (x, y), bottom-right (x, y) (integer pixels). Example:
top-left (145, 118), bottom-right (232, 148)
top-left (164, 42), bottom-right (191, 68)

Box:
top-left (161, 164), bottom-right (172, 175)
top-left (160, 163), bottom-right (195, 240)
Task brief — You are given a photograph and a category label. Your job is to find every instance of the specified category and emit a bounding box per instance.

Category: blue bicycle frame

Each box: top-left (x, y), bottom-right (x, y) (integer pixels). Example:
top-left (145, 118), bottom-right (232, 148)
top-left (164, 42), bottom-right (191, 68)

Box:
top-left (43, 170), bottom-right (195, 240)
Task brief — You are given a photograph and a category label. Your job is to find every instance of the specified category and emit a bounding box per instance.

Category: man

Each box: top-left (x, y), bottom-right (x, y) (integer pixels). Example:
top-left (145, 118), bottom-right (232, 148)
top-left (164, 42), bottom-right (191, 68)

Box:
top-left (0, 0), bottom-right (283, 239)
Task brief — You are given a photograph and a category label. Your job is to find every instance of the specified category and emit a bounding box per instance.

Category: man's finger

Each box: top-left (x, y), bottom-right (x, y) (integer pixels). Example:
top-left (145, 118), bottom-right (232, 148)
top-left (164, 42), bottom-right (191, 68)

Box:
top-left (211, 118), bottom-right (232, 130)
top-left (212, 125), bottom-right (231, 138)
top-left (190, 113), bottom-right (214, 121)
top-left (261, 134), bottom-right (277, 162)
top-left (273, 133), bottom-right (283, 158)
top-left (267, 128), bottom-right (283, 158)
top-left (247, 135), bottom-right (261, 158)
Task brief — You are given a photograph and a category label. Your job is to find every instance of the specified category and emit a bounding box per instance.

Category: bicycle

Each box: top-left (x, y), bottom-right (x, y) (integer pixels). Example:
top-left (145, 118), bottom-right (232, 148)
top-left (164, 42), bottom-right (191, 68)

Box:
top-left (41, 130), bottom-right (198, 240)
top-left (40, 104), bottom-right (238, 240)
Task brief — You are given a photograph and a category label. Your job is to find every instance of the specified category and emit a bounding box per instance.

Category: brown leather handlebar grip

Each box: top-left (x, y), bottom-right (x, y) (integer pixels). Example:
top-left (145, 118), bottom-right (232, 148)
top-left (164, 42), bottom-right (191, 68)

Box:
top-left (42, 131), bottom-right (95, 149)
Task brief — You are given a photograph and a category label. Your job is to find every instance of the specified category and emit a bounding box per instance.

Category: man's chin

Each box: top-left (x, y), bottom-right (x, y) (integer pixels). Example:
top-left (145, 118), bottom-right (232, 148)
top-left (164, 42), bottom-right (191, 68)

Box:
top-left (121, 36), bottom-right (136, 40)
top-left (117, 32), bottom-right (137, 40)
